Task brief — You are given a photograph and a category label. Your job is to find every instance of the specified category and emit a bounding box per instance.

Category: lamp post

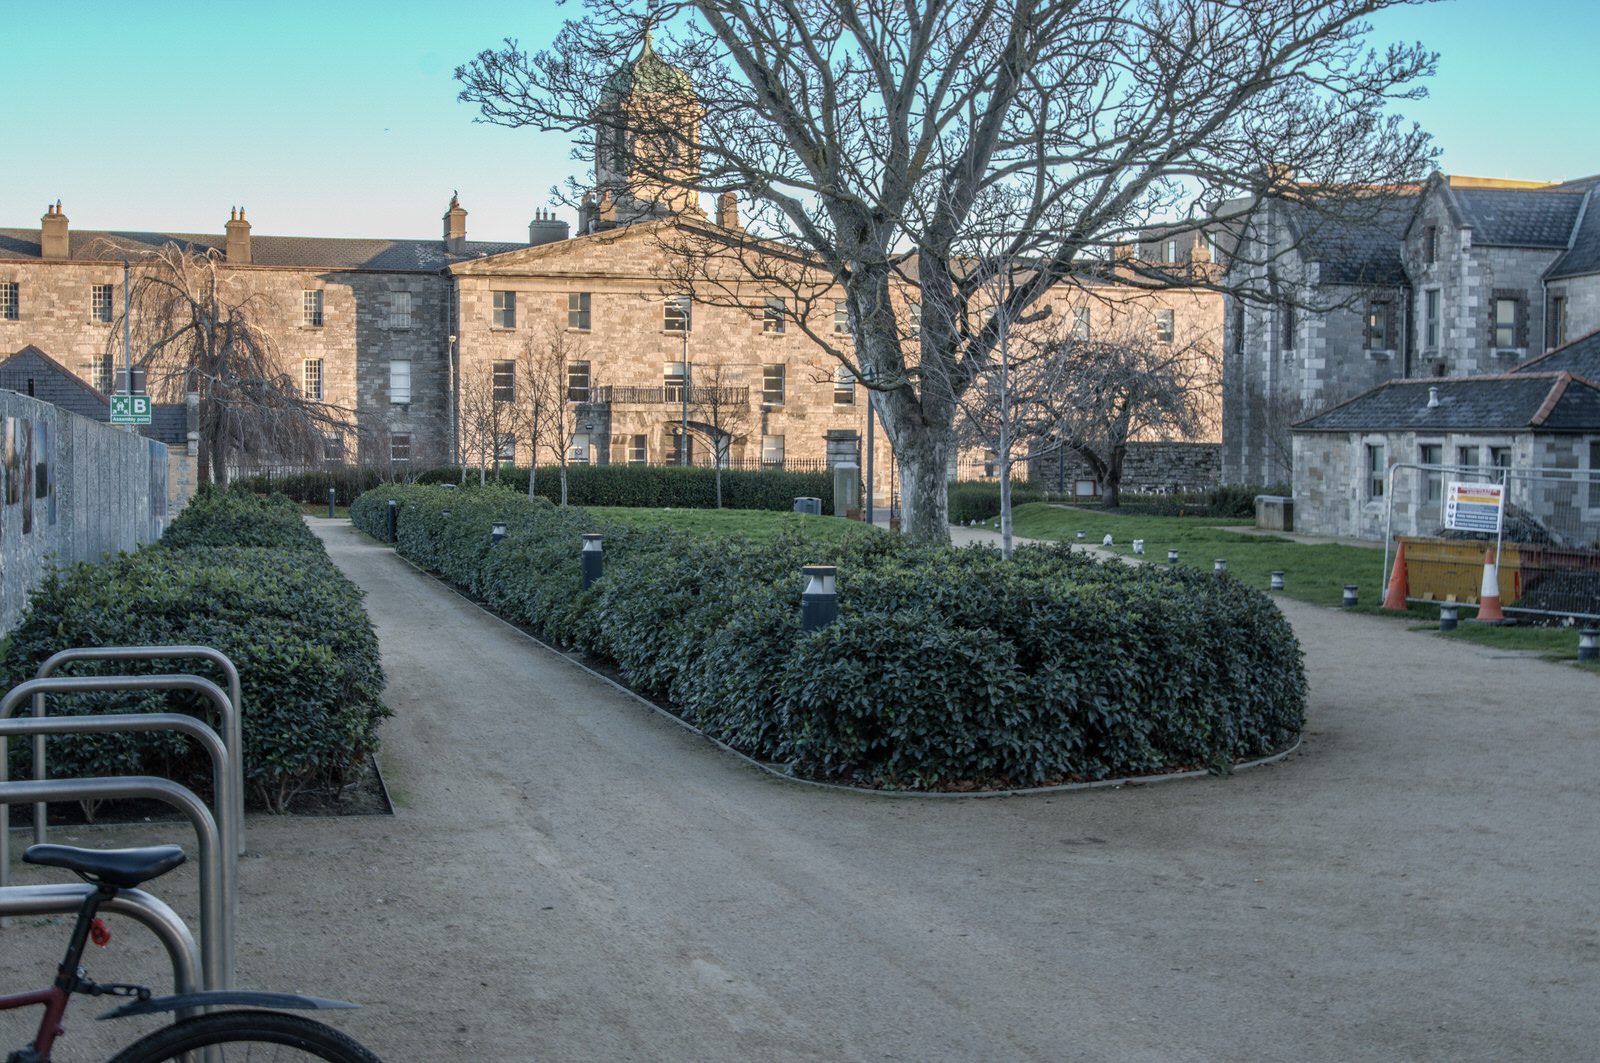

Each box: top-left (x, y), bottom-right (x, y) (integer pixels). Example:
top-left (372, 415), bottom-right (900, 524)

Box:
top-left (680, 301), bottom-right (690, 466)
top-left (447, 332), bottom-right (460, 479)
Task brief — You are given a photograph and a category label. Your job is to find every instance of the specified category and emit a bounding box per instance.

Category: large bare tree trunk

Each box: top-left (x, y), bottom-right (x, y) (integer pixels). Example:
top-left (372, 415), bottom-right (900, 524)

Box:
top-left (893, 428), bottom-right (953, 543)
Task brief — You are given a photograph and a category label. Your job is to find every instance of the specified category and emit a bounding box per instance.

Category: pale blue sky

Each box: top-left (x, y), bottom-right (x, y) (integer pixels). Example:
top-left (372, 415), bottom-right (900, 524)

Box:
top-left (4, 0), bottom-right (1595, 243)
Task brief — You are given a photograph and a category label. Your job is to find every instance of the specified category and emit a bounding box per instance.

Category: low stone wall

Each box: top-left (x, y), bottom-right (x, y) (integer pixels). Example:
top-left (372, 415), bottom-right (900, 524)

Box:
top-left (1, 389), bottom-right (179, 633)
top-left (1026, 441), bottom-right (1221, 494)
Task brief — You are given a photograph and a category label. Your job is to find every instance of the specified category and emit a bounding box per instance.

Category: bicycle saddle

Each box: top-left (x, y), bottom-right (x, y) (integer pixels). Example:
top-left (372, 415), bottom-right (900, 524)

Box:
top-left (22, 843), bottom-right (186, 889)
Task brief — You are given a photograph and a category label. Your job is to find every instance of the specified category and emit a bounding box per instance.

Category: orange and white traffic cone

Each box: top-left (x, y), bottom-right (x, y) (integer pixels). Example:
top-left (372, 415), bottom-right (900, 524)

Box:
top-left (1381, 540), bottom-right (1410, 610)
top-left (1475, 548), bottom-right (1506, 623)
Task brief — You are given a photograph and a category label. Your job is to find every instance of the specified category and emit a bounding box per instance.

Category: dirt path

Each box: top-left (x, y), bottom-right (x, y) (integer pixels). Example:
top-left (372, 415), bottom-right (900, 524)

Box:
top-left (4, 518), bottom-right (1596, 1061)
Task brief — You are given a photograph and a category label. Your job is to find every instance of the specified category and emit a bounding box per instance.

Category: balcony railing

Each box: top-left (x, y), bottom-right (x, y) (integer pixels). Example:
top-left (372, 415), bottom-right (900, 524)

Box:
top-left (589, 385), bottom-right (750, 406)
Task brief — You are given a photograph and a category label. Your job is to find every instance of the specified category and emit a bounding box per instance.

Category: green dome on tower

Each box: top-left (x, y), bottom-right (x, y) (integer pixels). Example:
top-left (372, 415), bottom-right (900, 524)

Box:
top-left (602, 28), bottom-right (694, 99)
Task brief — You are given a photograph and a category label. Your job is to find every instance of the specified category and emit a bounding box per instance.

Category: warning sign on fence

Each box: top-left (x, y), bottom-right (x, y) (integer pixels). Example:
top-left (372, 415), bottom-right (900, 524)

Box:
top-left (1444, 482), bottom-right (1504, 534)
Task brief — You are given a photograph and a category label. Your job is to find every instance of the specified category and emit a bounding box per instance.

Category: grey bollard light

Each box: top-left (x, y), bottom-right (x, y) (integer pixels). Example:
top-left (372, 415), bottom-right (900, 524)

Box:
top-left (1167, 549), bottom-right (1179, 564)
top-left (1439, 603), bottom-right (1459, 631)
top-left (491, 520), bottom-right (508, 544)
top-left (1343, 585), bottom-right (1359, 608)
top-left (386, 499), bottom-right (398, 543)
top-left (1579, 627), bottom-right (1599, 662)
top-left (327, 486), bottom-right (336, 518)
top-left (581, 533), bottom-right (603, 589)
top-left (1213, 558), bottom-right (1227, 574)
top-left (1102, 533), bottom-right (1114, 547)
top-left (1132, 539), bottom-right (1145, 555)
top-left (1076, 531), bottom-right (1085, 541)
top-left (1270, 570), bottom-right (1285, 591)
top-left (801, 565), bottom-right (838, 632)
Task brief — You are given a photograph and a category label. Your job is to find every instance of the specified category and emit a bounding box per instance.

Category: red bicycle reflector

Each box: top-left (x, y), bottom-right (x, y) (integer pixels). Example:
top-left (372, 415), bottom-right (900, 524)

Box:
top-left (90, 918), bottom-right (111, 947)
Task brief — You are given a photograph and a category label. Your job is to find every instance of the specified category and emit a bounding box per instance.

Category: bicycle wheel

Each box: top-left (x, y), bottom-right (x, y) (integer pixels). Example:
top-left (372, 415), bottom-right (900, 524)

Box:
top-left (108, 1009), bottom-right (381, 1062)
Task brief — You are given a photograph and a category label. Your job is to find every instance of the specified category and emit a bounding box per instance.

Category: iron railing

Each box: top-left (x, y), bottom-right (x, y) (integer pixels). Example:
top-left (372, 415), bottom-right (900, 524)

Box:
top-left (590, 385), bottom-right (750, 406)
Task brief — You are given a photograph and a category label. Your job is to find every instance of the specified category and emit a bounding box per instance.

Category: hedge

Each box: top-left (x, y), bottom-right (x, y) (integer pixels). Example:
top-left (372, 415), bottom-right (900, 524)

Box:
top-left (416, 463), bottom-right (837, 513)
top-left (947, 479), bottom-right (1046, 525)
top-left (4, 490), bottom-right (389, 813)
top-left (354, 484), bottom-right (1305, 790)
top-left (230, 467), bottom-right (398, 507)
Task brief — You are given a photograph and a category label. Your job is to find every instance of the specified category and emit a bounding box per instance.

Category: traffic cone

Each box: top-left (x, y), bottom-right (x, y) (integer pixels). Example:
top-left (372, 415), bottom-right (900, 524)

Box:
top-left (1475, 548), bottom-right (1506, 622)
top-left (1381, 541), bottom-right (1409, 610)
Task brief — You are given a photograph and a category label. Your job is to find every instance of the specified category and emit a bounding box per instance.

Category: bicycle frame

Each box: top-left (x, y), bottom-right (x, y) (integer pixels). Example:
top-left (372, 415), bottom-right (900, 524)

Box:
top-left (1, 884), bottom-right (105, 1061)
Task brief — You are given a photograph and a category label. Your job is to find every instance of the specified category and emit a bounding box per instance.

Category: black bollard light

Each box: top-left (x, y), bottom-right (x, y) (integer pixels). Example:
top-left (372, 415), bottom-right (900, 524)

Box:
top-left (801, 565), bottom-right (838, 632)
top-left (1439, 603), bottom-right (1459, 632)
top-left (1270, 571), bottom-right (1285, 591)
top-left (491, 520), bottom-right (508, 545)
top-left (1213, 558), bottom-right (1227, 573)
top-left (581, 533), bottom-right (604, 589)
top-left (387, 499), bottom-right (398, 543)
top-left (1343, 585), bottom-right (1358, 608)
top-left (328, 486), bottom-right (337, 518)
top-left (1579, 627), bottom-right (1599, 662)
top-left (1167, 549), bottom-right (1179, 564)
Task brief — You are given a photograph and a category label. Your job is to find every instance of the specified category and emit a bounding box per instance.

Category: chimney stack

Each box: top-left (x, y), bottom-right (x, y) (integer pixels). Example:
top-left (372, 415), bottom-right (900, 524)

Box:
top-left (716, 191), bottom-right (740, 230)
top-left (528, 207), bottom-right (570, 247)
top-left (443, 193), bottom-right (468, 254)
top-left (40, 201), bottom-right (69, 259)
top-left (225, 206), bottom-right (252, 264)
top-left (1427, 385), bottom-right (1440, 408)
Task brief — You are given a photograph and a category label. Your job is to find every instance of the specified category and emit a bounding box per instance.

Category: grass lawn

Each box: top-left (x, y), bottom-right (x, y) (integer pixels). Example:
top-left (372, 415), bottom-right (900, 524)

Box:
top-left (297, 501), bottom-right (351, 519)
top-left (587, 506), bottom-right (883, 545)
top-left (1007, 502), bottom-right (1598, 669)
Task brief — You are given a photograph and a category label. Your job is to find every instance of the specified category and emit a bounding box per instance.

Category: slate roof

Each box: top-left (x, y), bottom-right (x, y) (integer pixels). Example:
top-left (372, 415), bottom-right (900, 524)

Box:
top-left (0, 228), bottom-right (526, 273)
top-left (1445, 186), bottom-right (1587, 248)
top-left (1292, 373), bottom-right (1600, 434)
top-left (1511, 327), bottom-right (1600, 381)
top-left (1281, 194), bottom-right (1415, 286)
top-left (1547, 189), bottom-right (1600, 279)
top-left (0, 345), bottom-right (188, 445)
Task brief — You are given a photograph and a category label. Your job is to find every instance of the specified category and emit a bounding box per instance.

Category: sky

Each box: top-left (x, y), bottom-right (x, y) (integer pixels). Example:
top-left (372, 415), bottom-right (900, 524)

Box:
top-left (3, 0), bottom-right (1597, 245)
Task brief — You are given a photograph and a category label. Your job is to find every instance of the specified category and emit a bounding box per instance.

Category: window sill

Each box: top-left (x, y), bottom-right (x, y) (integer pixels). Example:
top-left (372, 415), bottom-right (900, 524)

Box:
top-left (1494, 348), bottom-right (1526, 358)
top-left (661, 329), bottom-right (691, 336)
top-left (489, 327), bottom-right (516, 333)
top-left (1366, 348), bottom-right (1395, 359)
top-left (761, 331), bottom-right (787, 338)
top-left (566, 327), bottom-right (591, 334)
top-left (299, 325), bottom-right (324, 330)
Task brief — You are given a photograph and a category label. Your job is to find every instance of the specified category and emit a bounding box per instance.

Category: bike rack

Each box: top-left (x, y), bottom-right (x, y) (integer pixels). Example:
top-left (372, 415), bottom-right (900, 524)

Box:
top-left (32, 646), bottom-right (244, 858)
top-left (0, 882), bottom-right (201, 1015)
top-left (0, 775), bottom-right (229, 992)
top-left (1, 674), bottom-right (243, 865)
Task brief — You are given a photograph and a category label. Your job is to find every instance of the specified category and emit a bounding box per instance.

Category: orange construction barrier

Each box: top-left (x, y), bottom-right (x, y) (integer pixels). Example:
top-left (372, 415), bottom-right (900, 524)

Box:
top-left (1381, 541), bottom-right (1410, 610)
top-left (1476, 548), bottom-right (1506, 622)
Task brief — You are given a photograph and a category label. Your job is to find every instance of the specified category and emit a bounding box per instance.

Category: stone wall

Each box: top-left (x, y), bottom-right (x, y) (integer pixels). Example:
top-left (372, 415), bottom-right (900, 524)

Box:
top-left (1026, 441), bottom-right (1222, 493)
top-left (1549, 274), bottom-right (1600, 345)
top-left (1, 389), bottom-right (173, 633)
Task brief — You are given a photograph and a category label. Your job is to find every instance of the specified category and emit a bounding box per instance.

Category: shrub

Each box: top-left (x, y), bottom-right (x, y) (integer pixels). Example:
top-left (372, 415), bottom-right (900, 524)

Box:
top-left (230, 466), bottom-right (402, 506)
top-left (947, 479), bottom-right (1046, 525)
top-left (354, 484), bottom-right (1306, 790)
top-left (4, 491), bottom-right (389, 813)
top-left (415, 463), bottom-right (837, 513)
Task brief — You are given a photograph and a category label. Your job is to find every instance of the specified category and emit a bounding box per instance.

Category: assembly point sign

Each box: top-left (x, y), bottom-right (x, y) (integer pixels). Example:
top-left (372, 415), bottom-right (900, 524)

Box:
top-left (1445, 482), bottom-right (1505, 534)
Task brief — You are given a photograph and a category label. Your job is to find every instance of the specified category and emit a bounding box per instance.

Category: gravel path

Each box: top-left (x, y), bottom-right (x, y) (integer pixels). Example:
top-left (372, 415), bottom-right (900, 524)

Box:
top-left (3, 518), bottom-right (1595, 1061)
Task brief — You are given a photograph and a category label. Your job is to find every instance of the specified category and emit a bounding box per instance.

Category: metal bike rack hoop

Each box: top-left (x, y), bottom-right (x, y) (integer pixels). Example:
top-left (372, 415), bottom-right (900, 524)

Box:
top-left (3, 673), bottom-right (244, 859)
top-left (0, 775), bottom-right (230, 992)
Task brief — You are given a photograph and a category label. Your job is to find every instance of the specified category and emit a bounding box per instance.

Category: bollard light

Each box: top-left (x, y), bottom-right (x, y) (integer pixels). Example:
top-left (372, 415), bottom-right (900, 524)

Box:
top-left (1075, 531), bottom-right (1086, 541)
top-left (1439, 603), bottom-right (1459, 632)
top-left (1579, 627), bottom-right (1599, 662)
top-left (1102, 533), bottom-right (1114, 547)
top-left (387, 499), bottom-right (398, 544)
top-left (1343, 585), bottom-right (1358, 608)
top-left (1132, 539), bottom-right (1145, 555)
top-left (1270, 571), bottom-right (1284, 591)
top-left (801, 565), bottom-right (839, 632)
top-left (327, 486), bottom-right (337, 518)
top-left (1167, 549), bottom-right (1179, 564)
top-left (581, 533), bottom-right (604, 589)
top-left (1213, 558), bottom-right (1227, 573)
top-left (491, 520), bottom-right (508, 544)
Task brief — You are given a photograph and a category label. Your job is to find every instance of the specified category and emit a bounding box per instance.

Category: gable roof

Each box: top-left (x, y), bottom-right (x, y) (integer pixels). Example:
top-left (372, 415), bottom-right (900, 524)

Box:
top-left (0, 345), bottom-right (188, 444)
top-left (1418, 173), bottom-right (1592, 250)
top-left (1511, 327), bottom-right (1600, 380)
top-left (0, 228), bottom-right (525, 273)
top-left (1280, 194), bottom-right (1415, 286)
top-left (1292, 372), bottom-right (1600, 434)
top-left (1546, 189), bottom-right (1600, 280)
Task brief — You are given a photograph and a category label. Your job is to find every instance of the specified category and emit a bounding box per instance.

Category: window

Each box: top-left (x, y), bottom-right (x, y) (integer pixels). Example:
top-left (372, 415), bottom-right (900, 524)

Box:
top-left (1549, 294), bottom-right (1567, 349)
top-left (1165, 238), bottom-right (1178, 263)
top-left (0, 281), bottom-right (17, 320)
top-left (983, 448), bottom-right (999, 478)
top-left (763, 296), bottom-right (786, 334)
top-left (492, 290), bottom-right (516, 329)
top-left (833, 365), bottom-right (855, 406)
top-left (1419, 443), bottom-right (1443, 502)
top-left (387, 291), bottom-right (413, 329)
top-left (495, 433), bottom-right (518, 464)
top-left (84, 354), bottom-right (114, 394)
top-left (1457, 445), bottom-right (1479, 470)
top-left (302, 358), bottom-right (323, 400)
top-left (762, 363), bottom-right (785, 405)
top-left (664, 362), bottom-right (687, 401)
top-left (1281, 303), bottom-right (1296, 351)
top-left (390, 433), bottom-right (411, 463)
top-left (91, 283), bottom-right (114, 323)
top-left (761, 433), bottom-right (785, 466)
top-left (628, 434), bottom-right (647, 465)
top-left (492, 360), bottom-right (515, 404)
top-left (1366, 442), bottom-right (1386, 499)
top-left (1489, 446), bottom-right (1512, 472)
top-left (908, 302), bottom-right (922, 338)
top-left (667, 429), bottom-right (693, 465)
top-left (1423, 225), bottom-right (1437, 264)
top-left (1155, 309), bottom-right (1175, 344)
top-left (1424, 289), bottom-right (1440, 350)
top-left (833, 299), bottom-right (851, 335)
top-left (1494, 298), bottom-right (1519, 350)
top-left (568, 292), bottom-right (591, 330)
top-left (1366, 301), bottom-right (1391, 350)
top-left (567, 361), bottom-right (590, 403)
top-left (389, 359), bottom-right (411, 405)
top-left (302, 289), bottom-right (324, 327)
top-left (1589, 441), bottom-right (1600, 509)
top-left (1071, 307), bottom-right (1090, 340)
top-left (664, 296), bottom-right (691, 332)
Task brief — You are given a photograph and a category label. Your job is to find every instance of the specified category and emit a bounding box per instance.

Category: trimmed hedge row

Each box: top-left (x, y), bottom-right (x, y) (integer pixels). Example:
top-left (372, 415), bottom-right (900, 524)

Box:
top-left (230, 467), bottom-right (397, 507)
top-left (416, 463), bottom-right (837, 513)
top-left (948, 479), bottom-right (1046, 525)
top-left (4, 490), bottom-right (389, 813)
top-left (354, 485), bottom-right (1305, 789)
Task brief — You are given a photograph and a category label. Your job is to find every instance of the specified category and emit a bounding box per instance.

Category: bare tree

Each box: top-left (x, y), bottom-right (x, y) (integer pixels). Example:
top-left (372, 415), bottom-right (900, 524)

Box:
top-left (458, 1), bottom-right (1436, 542)
top-left (686, 361), bottom-right (753, 507)
top-left (457, 362), bottom-right (519, 487)
top-left (1028, 312), bottom-right (1219, 508)
top-left (514, 324), bottom-right (594, 508)
top-left (107, 242), bottom-right (354, 485)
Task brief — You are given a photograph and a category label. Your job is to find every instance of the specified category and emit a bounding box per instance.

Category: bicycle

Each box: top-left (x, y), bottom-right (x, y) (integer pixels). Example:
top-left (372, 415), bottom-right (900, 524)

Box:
top-left (3, 841), bottom-right (381, 1062)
